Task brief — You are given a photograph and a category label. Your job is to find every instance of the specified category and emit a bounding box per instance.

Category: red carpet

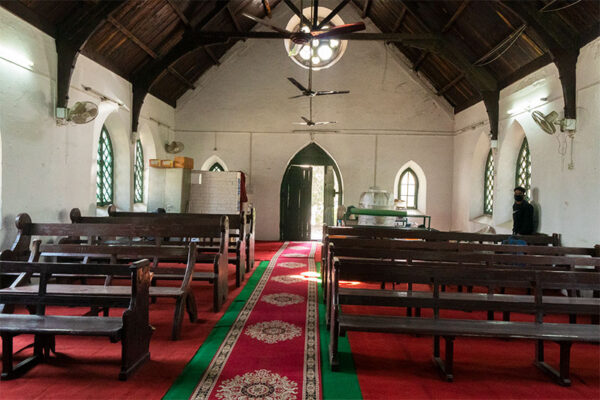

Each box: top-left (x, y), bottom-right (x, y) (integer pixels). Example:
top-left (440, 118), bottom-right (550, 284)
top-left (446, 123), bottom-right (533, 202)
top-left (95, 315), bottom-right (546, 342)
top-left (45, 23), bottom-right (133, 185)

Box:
top-left (0, 263), bottom-right (252, 400)
top-left (345, 283), bottom-right (600, 399)
top-left (186, 242), bottom-right (321, 399)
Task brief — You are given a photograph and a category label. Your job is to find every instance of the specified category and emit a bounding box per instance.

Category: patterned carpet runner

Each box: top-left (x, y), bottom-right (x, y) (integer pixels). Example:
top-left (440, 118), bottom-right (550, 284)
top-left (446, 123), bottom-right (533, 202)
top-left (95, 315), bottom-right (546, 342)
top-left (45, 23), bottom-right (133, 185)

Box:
top-left (181, 242), bottom-right (321, 400)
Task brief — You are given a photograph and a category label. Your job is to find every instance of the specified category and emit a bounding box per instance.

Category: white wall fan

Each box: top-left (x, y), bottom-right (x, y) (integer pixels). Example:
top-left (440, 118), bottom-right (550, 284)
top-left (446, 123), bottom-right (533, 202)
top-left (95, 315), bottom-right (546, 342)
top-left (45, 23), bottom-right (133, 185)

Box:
top-left (531, 110), bottom-right (576, 135)
top-left (56, 101), bottom-right (99, 125)
top-left (165, 141), bottom-right (185, 154)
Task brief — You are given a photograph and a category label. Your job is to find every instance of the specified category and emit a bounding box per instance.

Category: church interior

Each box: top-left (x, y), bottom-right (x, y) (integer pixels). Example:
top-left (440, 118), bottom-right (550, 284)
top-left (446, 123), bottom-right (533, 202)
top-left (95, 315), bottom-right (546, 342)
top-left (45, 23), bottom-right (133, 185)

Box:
top-left (0, 1), bottom-right (599, 399)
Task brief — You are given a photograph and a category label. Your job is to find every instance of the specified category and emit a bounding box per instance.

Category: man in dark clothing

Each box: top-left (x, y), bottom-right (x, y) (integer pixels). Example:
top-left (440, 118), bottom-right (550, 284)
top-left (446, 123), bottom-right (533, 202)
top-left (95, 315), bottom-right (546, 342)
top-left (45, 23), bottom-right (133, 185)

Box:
top-left (512, 186), bottom-right (534, 235)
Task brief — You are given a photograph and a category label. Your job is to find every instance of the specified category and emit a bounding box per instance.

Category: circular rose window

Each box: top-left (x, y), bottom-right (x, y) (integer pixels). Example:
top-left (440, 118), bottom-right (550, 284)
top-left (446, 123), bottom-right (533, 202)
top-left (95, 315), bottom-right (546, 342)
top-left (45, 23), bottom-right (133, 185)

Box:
top-left (283, 7), bottom-right (348, 71)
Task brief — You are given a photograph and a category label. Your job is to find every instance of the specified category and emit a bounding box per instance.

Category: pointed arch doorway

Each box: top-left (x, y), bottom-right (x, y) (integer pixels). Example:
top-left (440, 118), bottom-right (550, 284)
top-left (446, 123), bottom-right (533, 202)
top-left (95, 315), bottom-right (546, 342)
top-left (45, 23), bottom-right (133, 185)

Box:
top-left (280, 143), bottom-right (343, 241)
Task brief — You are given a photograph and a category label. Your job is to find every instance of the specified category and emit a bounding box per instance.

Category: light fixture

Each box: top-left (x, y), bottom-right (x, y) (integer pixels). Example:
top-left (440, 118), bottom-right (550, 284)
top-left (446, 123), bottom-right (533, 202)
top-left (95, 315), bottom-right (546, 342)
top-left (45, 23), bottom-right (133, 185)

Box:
top-left (317, 45), bottom-right (333, 61)
top-left (329, 39), bottom-right (340, 48)
top-left (299, 46), bottom-right (311, 60)
top-left (0, 45), bottom-right (34, 70)
top-left (311, 56), bottom-right (320, 64)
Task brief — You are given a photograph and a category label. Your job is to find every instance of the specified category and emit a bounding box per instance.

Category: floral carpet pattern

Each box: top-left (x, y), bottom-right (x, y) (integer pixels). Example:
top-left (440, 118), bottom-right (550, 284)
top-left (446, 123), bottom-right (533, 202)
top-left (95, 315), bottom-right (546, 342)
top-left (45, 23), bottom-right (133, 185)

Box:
top-left (190, 242), bottom-right (321, 400)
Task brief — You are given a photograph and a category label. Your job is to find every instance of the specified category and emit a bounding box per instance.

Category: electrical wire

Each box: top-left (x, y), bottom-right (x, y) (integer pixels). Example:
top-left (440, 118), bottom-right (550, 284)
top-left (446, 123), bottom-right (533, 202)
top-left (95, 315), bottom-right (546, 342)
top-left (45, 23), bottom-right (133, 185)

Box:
top-left (540, 0), bottom-right (582, 12)
top-left (474, 24), bottom-right (527, 66)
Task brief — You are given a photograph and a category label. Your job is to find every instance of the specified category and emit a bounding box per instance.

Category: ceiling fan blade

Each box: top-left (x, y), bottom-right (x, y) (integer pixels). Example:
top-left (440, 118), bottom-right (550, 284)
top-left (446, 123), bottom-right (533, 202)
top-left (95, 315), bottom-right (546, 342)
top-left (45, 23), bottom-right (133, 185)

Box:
top-left (315, 90), bottom-right (350, 96)
top-left (289, 94), bottom-right (307, 99)
top-left (311, 22), bottom-right (366, 39)
top-left (301, 116), bottom-right (312, 124)
top-left (241, 13), bottom-right (289, 34)
top-left (315, 121), bottom-right (336, 125)
top-left (293, 122), bottom-right (308, 125)
top-left (287, 77), bottom-right (308, 93)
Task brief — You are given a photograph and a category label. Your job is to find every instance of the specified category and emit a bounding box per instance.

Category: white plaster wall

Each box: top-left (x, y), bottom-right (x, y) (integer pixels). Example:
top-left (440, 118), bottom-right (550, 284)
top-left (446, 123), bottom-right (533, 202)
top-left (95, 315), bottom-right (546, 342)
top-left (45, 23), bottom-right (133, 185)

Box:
top-left (0, 8), bottom-right (173, 247)
top-left (452, 37), bottom-right (600, 247)
top-left (175, 1), bottom-right (454, 239)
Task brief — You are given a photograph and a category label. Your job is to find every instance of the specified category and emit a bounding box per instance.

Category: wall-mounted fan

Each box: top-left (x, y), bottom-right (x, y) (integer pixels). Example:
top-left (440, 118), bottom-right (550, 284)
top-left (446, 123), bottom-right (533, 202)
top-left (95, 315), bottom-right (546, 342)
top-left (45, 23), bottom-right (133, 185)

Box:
top-left (165, 141), bottom-right (184, 154)
top-left (531, 110), bottom-right (576, 134)
top-left (56, 101), bottom-right (98, 125)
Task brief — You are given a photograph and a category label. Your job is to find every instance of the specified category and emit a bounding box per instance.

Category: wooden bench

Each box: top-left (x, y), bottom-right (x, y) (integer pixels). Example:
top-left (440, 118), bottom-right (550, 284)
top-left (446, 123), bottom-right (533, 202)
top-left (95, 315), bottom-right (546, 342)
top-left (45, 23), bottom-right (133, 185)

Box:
top-left (329, 261), bottom-right (600, 386)
top-left (0, 259), bottom-right (152, 380)
top-left (7, 213), bottom-right (230, 339)
top-left (72, 207), bottom-right (253, 287)
top-left (321, 224), bottom-right (570, 300)
top-left (325, 239), bottom-right (600, 325)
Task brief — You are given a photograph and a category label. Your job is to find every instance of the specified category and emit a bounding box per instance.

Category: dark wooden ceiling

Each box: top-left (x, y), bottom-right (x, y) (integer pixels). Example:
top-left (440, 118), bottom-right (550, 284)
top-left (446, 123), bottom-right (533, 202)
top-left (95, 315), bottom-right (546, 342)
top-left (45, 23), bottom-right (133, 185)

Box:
top-left (2, 0), bottom-right (598, 113)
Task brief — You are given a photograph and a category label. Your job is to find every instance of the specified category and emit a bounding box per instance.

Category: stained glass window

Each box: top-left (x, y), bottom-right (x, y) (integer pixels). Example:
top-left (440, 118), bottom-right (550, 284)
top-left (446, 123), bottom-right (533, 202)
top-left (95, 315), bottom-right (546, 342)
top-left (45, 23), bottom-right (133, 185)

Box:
top-left (209, 162), bottom-right (224, 172)
top-left (134, 139), bottom-right (144, 203)
top-left (398, 168), bottom-right (418, 209)
top-left (96, 126), bottom-right (114, 206)
top-left (484, 149), bottom-right (494, 215)
top-left (516, 137), bottom-right (532, 198)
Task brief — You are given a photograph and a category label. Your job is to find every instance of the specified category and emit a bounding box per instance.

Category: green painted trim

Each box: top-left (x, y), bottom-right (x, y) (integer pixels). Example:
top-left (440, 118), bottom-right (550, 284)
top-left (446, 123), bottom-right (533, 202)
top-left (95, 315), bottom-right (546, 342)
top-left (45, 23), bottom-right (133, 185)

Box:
top-left (317, 262), bottom-right (362, 400)
top-left (162, 261), bottom-right (269, 400)
top-left (398, 168), bottom-right (419, 210)
top-left (209, 162), bottom-right (224, 172)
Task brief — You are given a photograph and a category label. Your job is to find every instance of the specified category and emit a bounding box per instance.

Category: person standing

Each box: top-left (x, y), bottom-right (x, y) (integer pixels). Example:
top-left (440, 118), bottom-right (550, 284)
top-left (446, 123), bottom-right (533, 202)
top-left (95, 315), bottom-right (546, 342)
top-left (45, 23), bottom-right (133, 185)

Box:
top-left (512, 186), bottom-right (534, 235)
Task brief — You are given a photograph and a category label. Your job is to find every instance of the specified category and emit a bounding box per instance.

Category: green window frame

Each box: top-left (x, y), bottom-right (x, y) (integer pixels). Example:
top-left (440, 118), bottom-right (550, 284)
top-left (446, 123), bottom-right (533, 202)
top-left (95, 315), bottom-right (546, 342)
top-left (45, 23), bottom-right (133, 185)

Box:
top-left (515, 137), bottom-right (532, 198)
top-left (209, 162), bottom-right (224, 172)
top-left (134, 139), bottom-right (144, 203)
top-left (484, 149), bottom-right (494, 215)
top-left (398, 168), bottom-right (418, 209)
top-left (96, 126), bottom-right (114, 206)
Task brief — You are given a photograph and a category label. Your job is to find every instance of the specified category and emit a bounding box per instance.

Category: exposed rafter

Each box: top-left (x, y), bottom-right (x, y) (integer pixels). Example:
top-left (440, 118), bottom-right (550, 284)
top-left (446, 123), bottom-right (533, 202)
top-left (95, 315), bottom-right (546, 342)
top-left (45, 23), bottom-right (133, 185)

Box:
top-left (131, 1), bottom-right (232, 132)
top-left (283, 0), bottom-right (312, 27)
top-left (166, 0), bottom-right (190, 27)
top-left (502, 1), bottom-right (580, 119)
top-left (437, 73), bottom-right (465, 96)
top-left (56, 1), bottom-right (126, 109)
top-left (362, 0), bottom-right (371, 18)
top-left (317, 0), bottom-right (351, 29)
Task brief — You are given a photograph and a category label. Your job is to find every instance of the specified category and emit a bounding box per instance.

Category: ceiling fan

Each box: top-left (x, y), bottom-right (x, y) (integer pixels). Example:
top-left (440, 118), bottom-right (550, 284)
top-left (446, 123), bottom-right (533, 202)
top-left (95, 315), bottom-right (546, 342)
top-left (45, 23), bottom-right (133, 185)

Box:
top-left (293, 97), bottom-right (336, 126)
top-left (242, 0), bottom-right (365, 56)
top-left (287, 77), bottom-right (349, 98)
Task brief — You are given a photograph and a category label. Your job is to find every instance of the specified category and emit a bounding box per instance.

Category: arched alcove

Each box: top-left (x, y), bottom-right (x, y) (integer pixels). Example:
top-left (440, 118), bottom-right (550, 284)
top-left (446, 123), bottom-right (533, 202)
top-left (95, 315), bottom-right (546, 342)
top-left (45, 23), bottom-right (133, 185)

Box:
top-left (468, 131), bottom-right (493, 221)
top-left (201, 155), bottom-right (229, 171)
top-left (92, 107), bottom-right (132, 214)
top-left (137, 122), bottom-right (158, 209)
top-left (393, 160), bottom-right (427, 213)
top-left (280, 142), bottom-right (343, 241)
top-left (495, 120), bottom-right (527, 225)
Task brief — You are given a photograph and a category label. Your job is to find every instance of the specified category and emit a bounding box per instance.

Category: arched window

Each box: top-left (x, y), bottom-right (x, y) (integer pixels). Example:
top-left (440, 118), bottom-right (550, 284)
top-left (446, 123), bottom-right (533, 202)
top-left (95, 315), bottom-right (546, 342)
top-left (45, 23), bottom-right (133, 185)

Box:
top-left (398, 168), bottom-right (418, 209)
top-left (484, 149), bottom-right (494, 215)
top-left (96, 126), bottom-right (114, 206)
top-left (134, 139), bottom-right (144, 203)
top-left (515, 137), bottom-right (531, 197)
top-left (209, 162), bottom-right (224, 172)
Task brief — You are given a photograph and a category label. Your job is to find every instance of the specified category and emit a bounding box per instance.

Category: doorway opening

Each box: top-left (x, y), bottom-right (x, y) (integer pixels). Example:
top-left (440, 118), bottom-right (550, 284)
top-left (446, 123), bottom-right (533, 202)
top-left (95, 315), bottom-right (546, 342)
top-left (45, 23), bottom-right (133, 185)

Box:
top-left (280, 143), bottom-right (343, 241)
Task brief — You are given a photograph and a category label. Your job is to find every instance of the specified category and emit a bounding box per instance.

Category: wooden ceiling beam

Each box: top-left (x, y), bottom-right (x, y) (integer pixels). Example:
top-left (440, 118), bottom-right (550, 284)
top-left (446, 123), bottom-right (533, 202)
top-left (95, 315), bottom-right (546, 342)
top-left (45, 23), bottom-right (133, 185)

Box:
top-left (362, 0), bottom-right (371, 18)
top-left (437, 73), bottom-right (465, 96)
top-left (56, 1), bottom-right (126, 109)
top-left (167, 66), bottom-right (196, 89)
top-left (166, 0), bottom-right (190, 27)
top-left (442, 0), bottom-right (470, 33)
top-left (107, 16), bottom-right (158, 59)
top-left (392, 7), bottom-right (407, 32)
top-left (313, 0), bottom-right (319, 29)
top-left (204, 46), bottom-right (221, 65)
top-left (0, 1), bottom-right (56, 37)
top-left (131, 1), bottom-right (233, 132)
top-left (226, 4), bottom-right (242, 32)
top-left (413, 51), bottom-right (429, 71)
top-left (283, 0), bottom-right (312, 27)
top-left (318, 0), bottom-right (351, 29)
top-left (501, 1), bottom-right (580, 120)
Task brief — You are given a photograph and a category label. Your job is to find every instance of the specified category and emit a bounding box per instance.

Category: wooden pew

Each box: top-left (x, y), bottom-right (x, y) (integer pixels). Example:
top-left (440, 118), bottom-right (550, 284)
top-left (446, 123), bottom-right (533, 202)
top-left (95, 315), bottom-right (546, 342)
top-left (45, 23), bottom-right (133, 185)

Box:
top-left (7, 213), bottom-right (230, 338)
top-left (321, 224), bottom-right (565, 300)
top-left (325, 239), bottom-right (600, 325)
top-left (329, 261), bottom-right (600, 386)
top-left (72, 207), bottom-right (253, 287)
top-left (0, 258), bottom-right (152, 380)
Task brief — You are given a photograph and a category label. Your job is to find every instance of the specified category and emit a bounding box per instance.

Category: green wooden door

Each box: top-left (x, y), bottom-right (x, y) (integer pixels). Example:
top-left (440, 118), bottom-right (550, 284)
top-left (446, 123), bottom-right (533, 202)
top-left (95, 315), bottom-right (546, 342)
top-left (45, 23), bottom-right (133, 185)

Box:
top-left (281, 166), bottom-right (313, 241)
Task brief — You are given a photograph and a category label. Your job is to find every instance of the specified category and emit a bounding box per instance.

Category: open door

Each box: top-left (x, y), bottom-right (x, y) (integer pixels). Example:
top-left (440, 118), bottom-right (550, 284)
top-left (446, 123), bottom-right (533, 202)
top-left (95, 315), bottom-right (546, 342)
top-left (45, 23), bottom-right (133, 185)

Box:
top-left (281, 166), bottom-right (312, 241)
top-left (323, 166), bottom-right (335, 227)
